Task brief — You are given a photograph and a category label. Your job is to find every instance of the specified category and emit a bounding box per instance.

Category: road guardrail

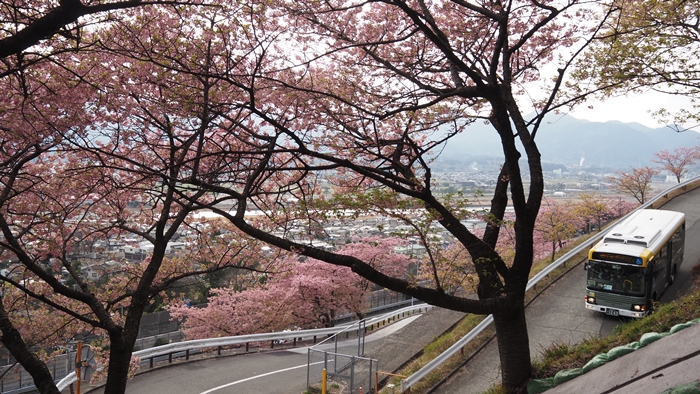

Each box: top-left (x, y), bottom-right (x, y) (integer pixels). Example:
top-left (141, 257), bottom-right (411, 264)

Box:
top-left (400, 176), bottom-right (700, 392)
top-left (48, 176), bottom-right (700, 393)
top-left (55, 303), bottom-right (432, 391)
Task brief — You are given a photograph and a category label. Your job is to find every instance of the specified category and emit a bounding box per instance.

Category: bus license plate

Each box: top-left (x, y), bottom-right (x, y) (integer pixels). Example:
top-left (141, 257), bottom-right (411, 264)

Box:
top-left (605, 308), bottom-right (619, 316)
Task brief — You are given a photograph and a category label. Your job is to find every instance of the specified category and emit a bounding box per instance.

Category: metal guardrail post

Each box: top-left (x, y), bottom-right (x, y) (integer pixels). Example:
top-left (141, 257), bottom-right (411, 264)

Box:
top-left (306, 348), bottom-right (311, 389)
top-left (350, 356), bottom-right (355, 393)
top-left (357, 322), bottom-right (362, 356)
top-left (333, 335), bottom-right (338, 373)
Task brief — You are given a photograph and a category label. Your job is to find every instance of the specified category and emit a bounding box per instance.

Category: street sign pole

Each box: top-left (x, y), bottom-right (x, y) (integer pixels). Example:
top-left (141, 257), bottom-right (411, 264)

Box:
top-left (74, 341), bottom-right (95, 394)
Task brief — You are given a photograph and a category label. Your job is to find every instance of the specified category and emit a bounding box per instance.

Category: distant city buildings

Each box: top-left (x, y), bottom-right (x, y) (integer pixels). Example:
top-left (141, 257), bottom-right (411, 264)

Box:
top-left (2, 162), bottom-right (687, 287)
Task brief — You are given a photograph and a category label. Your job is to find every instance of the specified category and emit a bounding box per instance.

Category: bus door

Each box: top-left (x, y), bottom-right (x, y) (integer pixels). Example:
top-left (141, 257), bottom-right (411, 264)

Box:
top-left (651, 247), bottom-right (668, 297)
top-left (645, 264), bottom-right (654, 308)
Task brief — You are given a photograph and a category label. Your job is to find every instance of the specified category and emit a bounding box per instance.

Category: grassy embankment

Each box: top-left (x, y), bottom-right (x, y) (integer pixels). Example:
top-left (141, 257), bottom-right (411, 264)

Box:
top-left (530, 267), bottom-right (700, 380)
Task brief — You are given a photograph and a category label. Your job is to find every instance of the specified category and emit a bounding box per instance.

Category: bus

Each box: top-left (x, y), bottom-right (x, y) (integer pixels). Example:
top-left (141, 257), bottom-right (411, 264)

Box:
top-left (584, 209), bottom-right (685, 318)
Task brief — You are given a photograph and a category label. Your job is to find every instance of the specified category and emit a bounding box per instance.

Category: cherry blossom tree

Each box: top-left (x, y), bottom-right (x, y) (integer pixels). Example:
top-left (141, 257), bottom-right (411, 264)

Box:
top-left (169, 237), bottom-right (411, 338)
top-left (0, 140), bottom-right (269, 393)
top-left (107, 1), bottom-right (624, 390)
top-left (535, 201), bottom-right (580, 262)
top-left (0, 1), bottom-right (634, 393)
top-left (607, 198), bottom-right (638, 219)
top-left (0, 0), bottom-right (201, 63)
top-left (0, 4), bottom-right (274, 392)
top-left (169, 261), bottom-right (355, 338)
top-left (174, 2), bottom-right (623, 390)
top-left (0, 5), bottom-right (234, 391)
top-left (0, 49), bottom-right (97, 394)
top-left (652, 147), bottom-right (700, 183)
top-left (574, 193), bottom-right (610, 233)
top-left (571, 0), bottom-right (700, 130)
top-left (0, 139), bottom-right (267, 394)
top-left (608, 167), bottom-right (660, 204)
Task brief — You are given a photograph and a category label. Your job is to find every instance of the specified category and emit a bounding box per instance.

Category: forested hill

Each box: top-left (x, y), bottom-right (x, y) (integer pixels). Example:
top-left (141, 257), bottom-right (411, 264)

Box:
top-left (437, 114), bottom-right (700, 169)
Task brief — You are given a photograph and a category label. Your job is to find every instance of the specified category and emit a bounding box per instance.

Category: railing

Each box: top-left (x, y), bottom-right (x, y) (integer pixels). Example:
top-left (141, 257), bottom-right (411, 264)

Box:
top-left (54, 303), bottom-right (432, 391)
top-left (307, 320), bottom-right (374, 393)
top-left (1, 352), bottom-right (75, 394)
top-left (28, 177), bottom-right (700, 393)
top-left (399, 177), bottom-right (700, 393)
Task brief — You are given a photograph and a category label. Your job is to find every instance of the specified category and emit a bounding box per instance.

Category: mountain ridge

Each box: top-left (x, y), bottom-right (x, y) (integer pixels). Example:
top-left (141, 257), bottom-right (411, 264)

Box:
top-left (436, 114), bottom-right (700, 169)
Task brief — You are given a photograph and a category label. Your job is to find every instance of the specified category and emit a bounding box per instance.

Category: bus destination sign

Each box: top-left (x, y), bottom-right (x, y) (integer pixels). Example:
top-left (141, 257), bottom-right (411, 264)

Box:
top-left (591, 252), bottom-right (642, 265)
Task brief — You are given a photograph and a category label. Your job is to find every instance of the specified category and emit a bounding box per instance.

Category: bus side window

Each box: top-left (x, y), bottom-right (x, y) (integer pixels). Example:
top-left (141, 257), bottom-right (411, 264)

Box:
top-left (655, 248), bottom-right (667, 271)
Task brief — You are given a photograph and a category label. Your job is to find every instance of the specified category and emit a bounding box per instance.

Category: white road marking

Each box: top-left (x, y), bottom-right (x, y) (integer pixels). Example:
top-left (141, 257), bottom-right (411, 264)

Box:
top-left (198, 361), bottom-right (325, 394)
top-left (199, 314), bottom-right (423, 393)
top-left (287, 314), bottom-right (423, 354)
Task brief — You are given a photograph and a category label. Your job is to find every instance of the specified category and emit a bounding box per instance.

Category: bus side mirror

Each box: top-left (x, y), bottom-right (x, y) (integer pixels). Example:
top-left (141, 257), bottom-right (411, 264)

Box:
top-left (583, 263), bottom-right (589, 271)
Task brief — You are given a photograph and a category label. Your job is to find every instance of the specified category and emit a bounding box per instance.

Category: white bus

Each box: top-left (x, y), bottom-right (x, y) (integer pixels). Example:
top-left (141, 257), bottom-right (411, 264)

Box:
top-left (584, 209), bottom-right (685, 318)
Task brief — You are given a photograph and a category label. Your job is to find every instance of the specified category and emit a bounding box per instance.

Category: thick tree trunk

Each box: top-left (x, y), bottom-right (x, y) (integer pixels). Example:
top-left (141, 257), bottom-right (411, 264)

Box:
top-left (102, 332), bottom-right (135, 394)
top-left (0, 302), bottom-right (61, 394)
top-left (103, 303), bottom-right (144, 394)
top-left (493, 303), bottom-right (532, 393)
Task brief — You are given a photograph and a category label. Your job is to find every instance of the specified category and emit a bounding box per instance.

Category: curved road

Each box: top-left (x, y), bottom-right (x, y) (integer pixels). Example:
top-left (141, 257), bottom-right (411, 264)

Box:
top-left (87, 315), bottom-right (421, 394)
top-left (87, 187), bottom-right (700, 394)
top-left (433, 186), bottom-right (700, 393)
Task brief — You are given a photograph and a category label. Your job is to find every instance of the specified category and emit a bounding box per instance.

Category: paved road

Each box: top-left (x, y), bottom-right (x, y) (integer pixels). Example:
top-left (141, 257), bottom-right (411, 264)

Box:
top-left (85, 315), bottom-right (426, 394)
top-left (433, 186), bottom-right (700, 394)
top-left (84, 186), bottom-right (700, 394)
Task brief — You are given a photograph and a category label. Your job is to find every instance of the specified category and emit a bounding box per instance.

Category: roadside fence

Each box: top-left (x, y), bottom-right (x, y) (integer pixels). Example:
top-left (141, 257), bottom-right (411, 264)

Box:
top-left (307, 320), bottom-right (377, 393)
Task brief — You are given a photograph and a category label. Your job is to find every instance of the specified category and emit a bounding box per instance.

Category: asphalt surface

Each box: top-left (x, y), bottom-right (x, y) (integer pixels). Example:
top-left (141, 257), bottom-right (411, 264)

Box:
top-left (431, 186), bottom-right (700, 394)
top-left (80, 308), bottom-right (464, 394)
top-left (79, 185), bottom-right (700, 394)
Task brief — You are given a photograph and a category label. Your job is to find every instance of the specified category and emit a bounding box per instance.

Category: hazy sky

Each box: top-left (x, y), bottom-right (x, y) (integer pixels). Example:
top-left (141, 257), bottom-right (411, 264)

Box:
top-left (568, 91), bottom-right (694, 129)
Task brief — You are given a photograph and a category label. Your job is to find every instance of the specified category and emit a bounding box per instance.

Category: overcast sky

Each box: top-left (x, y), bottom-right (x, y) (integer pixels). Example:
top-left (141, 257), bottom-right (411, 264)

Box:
top-left (568, 91), bottom-right (696, 130)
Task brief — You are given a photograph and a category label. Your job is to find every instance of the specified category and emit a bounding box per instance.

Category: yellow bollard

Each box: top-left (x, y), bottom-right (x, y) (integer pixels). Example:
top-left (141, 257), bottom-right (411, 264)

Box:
top-left (322, 368), bottom-right (327, 394)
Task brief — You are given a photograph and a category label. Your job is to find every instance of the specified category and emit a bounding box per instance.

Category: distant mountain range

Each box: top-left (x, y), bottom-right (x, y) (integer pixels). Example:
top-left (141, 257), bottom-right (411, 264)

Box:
top-left (436, 114), bottom-right (700, 170)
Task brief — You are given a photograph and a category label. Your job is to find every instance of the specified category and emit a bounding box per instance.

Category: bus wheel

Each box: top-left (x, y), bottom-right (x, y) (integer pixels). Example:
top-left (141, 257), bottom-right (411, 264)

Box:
top-left (669, 265), bottom-right (677, 285)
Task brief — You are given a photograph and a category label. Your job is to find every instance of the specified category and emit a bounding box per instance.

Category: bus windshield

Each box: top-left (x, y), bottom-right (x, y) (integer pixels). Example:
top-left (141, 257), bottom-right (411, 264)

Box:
top-left (587, 261), bottom-right (646, 296)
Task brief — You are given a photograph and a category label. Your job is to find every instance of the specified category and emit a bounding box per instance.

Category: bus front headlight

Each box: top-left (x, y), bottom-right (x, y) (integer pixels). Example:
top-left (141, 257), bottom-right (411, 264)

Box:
top-left (632, 304), bottom-right (646, 311)
top-left (585, 296), bottom-right (596, 304)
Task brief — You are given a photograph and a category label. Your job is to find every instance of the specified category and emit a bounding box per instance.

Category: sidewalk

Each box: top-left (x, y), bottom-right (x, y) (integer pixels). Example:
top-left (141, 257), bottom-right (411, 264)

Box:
top-left (360, 306), bottom-right (466, 386)
top-left (545, 322), bottom-right (700, 394)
